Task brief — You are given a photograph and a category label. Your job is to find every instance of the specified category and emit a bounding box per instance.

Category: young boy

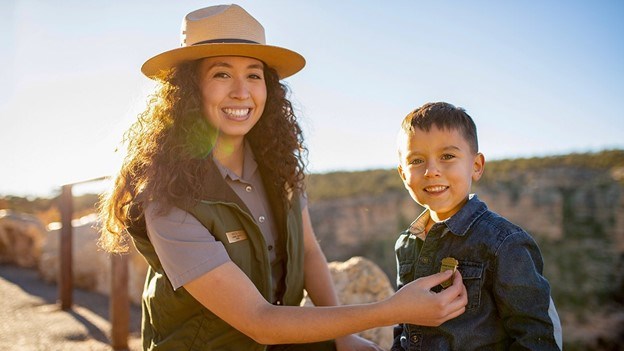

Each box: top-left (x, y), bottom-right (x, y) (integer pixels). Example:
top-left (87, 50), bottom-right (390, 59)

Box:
top-left (392, 102), bottom-right (562, 350)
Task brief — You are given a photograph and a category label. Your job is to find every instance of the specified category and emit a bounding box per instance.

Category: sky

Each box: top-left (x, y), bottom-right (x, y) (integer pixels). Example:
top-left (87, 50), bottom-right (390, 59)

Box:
top-left (1, 0), bottom-right (623, 197)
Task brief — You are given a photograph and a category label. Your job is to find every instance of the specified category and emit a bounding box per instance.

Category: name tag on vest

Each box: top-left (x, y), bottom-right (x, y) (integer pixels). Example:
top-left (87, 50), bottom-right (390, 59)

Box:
top-left (226, 230), bottom-right (248, 243)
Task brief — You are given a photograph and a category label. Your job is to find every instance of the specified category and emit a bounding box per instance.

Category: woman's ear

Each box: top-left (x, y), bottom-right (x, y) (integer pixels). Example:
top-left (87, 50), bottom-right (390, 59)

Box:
top-left (472, 152), bottom-right (485, 181)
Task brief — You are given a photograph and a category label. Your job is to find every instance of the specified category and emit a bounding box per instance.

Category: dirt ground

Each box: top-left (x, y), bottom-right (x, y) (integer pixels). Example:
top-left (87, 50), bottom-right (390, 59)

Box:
top-left (0, 264), bottom-right (142, 351)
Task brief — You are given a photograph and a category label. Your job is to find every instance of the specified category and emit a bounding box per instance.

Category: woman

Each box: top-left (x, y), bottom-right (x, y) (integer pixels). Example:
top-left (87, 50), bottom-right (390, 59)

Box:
top-left (98, 4), bottom-right (467, 351)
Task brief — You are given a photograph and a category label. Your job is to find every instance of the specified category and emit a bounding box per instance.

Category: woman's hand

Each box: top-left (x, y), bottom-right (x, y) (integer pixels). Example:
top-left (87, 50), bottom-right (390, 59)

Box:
top-left (335, 334), bottom-right (385, 351)
top-left (391, 270), bottom-right (467, 326)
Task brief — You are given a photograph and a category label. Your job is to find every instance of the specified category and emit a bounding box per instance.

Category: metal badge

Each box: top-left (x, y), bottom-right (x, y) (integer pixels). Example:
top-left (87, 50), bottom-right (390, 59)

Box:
top-left (226, 230), bottom-right (248, 243)
top-left (440, 257), bottom-right (459, 288)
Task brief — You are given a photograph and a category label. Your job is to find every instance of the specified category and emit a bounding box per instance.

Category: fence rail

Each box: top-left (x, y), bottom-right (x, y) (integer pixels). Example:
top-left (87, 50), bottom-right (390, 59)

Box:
top-left (58, 176), bottom-right (129, 350)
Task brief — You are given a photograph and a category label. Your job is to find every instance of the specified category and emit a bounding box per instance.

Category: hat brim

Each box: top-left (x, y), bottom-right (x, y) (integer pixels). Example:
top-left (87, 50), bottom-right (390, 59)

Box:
top-left (141, 43), bottom-right (305, 80)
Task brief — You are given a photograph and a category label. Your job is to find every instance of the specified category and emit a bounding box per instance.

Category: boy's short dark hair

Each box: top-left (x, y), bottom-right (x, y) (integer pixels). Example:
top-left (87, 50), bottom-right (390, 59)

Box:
top-left (400, 102), bottom-right (479, 153)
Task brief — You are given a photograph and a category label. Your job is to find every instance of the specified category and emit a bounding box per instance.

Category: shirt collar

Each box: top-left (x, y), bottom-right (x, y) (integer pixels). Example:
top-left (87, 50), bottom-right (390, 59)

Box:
top-left (213, 141), bottom-right (258, 182)
top-left (408, 210), bottom-right (429, 241)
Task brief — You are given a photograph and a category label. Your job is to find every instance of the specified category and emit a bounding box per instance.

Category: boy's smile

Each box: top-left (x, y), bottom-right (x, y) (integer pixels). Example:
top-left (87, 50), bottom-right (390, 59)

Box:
top-left (398, 125), bottom-right (484, 223)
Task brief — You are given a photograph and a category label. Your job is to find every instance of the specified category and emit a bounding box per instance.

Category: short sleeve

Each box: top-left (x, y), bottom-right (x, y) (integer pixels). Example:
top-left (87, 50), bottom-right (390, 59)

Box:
top-left (299, 191), bottom-right (308, 211)
top-left (144, 202), bottom-right (231, 290)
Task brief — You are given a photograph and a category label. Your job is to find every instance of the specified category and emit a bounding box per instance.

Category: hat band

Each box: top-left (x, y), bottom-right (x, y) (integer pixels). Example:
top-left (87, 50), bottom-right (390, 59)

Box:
top-left (193, 38), bottom-right (260, 45)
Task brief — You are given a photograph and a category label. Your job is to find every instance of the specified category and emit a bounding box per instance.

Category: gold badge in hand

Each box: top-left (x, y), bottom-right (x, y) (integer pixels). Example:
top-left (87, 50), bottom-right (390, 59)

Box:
top-left (440, 257), bottom-right (459, 288)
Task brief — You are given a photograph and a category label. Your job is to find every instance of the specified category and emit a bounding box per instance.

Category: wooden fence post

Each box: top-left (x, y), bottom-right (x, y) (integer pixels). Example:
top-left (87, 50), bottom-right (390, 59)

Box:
top-left (59, 184), bottom-right (73, 310)
top-left (110, 254), bottom-right (129, 350)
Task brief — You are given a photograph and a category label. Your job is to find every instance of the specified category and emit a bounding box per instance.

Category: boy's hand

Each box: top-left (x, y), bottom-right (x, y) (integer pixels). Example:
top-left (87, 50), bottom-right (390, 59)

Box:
top-left (393, 270), bottom-right (467, 326)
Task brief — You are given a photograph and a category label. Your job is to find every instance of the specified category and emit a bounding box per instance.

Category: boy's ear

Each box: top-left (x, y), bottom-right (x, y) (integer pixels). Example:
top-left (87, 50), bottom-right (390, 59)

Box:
top-left (472, 152), bottom-right (485, 181)
top-left (397, 164), bottom-right (407, 181)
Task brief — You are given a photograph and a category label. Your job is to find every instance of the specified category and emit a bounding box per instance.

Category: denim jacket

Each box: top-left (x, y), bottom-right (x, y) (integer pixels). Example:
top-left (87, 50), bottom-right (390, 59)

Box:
top-left (393, 195), bottom-right (561, 350)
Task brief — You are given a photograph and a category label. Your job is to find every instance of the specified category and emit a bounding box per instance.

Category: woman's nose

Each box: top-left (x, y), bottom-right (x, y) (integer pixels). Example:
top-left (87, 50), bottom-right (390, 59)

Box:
top-left (229, 78), bottom-right (250, 99)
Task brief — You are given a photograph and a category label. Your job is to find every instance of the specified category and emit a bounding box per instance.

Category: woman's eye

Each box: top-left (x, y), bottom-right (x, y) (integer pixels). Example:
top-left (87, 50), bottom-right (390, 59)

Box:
top-left (409, 159), bottom-right (423, 165)
top-left (213, 72), bottom-right (230, 78)
top-left (249, 73), bottom-right (263, 80)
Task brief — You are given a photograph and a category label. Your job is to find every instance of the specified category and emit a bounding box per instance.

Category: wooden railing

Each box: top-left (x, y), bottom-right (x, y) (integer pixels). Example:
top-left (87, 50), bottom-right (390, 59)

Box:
top-left (58, 176), bottom-right (129, 350)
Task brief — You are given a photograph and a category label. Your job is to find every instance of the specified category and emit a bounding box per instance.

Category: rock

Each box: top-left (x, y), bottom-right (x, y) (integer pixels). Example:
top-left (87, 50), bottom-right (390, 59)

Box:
top-left (0, 210), bottom-right (46, 268)
top-left (301, 256), bottom-right (395, 349)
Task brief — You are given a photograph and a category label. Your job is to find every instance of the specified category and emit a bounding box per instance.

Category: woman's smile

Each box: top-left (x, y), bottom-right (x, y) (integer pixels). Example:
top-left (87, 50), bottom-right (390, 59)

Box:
top-left (222, 107), bottom-right (253, 121)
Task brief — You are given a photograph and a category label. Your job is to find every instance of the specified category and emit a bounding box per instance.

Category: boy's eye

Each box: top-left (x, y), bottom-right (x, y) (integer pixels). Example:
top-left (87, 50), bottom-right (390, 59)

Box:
top-left (441, 154), bottom-right (455, 160)
top-left (409, 159), bottom-right (424, 165)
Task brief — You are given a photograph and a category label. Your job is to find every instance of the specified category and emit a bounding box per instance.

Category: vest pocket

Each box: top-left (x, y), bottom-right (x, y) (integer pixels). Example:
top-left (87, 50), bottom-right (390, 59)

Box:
top-left (457, 260), bottom-right (484, 310)
top-left (222, 237), bottom-right (253, 274)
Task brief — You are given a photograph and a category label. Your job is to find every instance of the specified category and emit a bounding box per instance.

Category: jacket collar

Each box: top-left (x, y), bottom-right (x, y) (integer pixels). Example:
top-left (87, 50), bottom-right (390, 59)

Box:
top-left (443, 194), bottom-right (488, 237)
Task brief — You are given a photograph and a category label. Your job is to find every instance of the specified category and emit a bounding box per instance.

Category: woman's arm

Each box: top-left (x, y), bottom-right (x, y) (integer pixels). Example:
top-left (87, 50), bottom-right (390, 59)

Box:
top-left (300, 205), bottom-right (340, 307)
top-left (185, 260), bottom-right (466, 345)
top-left (300, 206), bottom-right (383, 350)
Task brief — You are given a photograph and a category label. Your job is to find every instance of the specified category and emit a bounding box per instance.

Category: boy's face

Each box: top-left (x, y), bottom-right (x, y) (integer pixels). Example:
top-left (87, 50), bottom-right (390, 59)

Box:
top-left (397, 125), bottom-right (485, 222)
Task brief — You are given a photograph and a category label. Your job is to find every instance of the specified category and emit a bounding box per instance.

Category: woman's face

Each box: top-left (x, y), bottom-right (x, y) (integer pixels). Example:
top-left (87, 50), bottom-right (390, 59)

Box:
top-left (198, 56), bottom-right (267, 144)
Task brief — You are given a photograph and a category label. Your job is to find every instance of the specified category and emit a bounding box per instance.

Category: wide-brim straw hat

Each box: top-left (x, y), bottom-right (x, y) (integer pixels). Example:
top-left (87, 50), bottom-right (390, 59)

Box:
top-left (142, 4), bottom-right (305, 79)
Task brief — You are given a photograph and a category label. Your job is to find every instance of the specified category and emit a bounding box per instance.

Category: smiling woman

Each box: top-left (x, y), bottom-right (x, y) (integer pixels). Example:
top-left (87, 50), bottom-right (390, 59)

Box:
top-left (96, 4), bottom-right (467, 351)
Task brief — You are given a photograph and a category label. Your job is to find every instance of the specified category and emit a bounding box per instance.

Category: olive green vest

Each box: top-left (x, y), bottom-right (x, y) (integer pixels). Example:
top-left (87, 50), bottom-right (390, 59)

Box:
top-left (128, 160), bottom-right (305, 351)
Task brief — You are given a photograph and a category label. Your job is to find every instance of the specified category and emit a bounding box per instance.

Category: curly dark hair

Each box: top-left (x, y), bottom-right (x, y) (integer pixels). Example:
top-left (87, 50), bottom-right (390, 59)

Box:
top-left (98, 60), bottom-right (307, 253)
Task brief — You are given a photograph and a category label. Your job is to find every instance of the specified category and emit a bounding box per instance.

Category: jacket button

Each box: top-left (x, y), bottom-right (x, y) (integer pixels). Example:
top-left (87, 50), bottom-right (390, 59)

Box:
top-left (410, 335), bottom-right (419, 343)
top-left (259, 216), bottom-right (266, 223)
top-left (245, 185), bottom-right (253, 192)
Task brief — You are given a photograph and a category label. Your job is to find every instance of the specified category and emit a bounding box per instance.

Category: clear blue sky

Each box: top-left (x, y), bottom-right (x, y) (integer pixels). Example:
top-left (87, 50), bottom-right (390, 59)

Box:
top-left (1, 0), bottom-right (623, 197)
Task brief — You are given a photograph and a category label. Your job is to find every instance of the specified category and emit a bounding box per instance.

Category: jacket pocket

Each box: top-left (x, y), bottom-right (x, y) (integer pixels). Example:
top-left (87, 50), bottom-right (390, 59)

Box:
top-left (458, 260), bottom-right (484, 310)
top-left (397, 260), bottom-right (415, 287)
